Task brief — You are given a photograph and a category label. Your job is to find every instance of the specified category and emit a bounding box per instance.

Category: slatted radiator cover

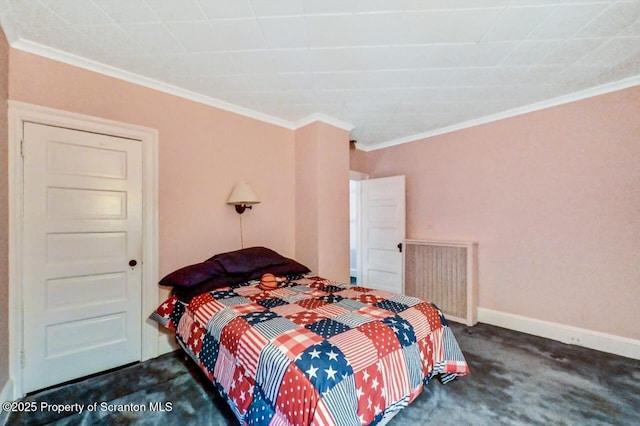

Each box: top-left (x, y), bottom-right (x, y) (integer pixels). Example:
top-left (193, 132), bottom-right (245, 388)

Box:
top-left (403, 239), bottom-right (478, 326)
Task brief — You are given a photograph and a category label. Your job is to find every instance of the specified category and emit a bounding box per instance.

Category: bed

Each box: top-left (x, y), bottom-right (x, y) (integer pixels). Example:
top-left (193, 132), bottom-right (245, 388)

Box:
top-left (151, 247), bottom-right (469, 425)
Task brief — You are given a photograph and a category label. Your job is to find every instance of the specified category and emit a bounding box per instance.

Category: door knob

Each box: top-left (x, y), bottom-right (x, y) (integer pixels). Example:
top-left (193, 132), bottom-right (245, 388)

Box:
top-left (129, 259), bottom-right (138, 267)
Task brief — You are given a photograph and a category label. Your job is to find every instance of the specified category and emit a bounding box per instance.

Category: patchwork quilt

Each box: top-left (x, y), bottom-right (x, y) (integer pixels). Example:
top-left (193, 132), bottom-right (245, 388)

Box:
top-left (151, 276), bottom-right (469, 425)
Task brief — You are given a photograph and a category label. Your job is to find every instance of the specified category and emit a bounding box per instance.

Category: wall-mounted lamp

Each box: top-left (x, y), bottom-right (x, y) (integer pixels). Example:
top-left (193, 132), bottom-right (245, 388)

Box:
top-left (227, 182), bottom-right (260, 248)
top-left (227, 182), bottom-right (260, 214)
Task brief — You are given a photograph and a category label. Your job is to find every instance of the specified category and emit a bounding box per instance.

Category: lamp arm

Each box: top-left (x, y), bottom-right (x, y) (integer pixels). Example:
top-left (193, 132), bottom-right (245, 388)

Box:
top-left (234, 204), bottom-right (253, 214)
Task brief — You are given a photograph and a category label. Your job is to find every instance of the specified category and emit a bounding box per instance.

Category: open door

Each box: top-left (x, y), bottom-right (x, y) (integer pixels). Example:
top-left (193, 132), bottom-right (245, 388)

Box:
top-left (359, 175), bottom-right (406, 293)
top-left (349, 180), bottom-right (360, 284)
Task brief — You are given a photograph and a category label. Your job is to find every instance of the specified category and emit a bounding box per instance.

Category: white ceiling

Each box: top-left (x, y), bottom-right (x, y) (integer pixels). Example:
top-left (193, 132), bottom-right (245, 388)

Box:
top-left (1, 0), bottom-right (639, 150)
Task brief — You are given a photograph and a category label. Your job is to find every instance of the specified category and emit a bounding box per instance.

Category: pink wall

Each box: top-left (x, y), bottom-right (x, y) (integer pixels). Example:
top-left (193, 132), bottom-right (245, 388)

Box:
top-left (366, 86), bottom-right (640, 340)
top-left (0, 29), bottom-right (9, 391)
top-left (8, 49), bottom-right (297, 284)
top-left (295, 121), bottom-right (350, 282)
top-left (295, 124), bottom-right (320, 272)
top-left (316, 122), bottom-right (350, 282)
top-left (349, 147), bottom-right (368, 173)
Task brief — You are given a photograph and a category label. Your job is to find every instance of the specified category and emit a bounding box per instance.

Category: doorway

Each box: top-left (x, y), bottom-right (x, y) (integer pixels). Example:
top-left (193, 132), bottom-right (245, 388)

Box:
top-left (349, 171), bottom-right (368, 285)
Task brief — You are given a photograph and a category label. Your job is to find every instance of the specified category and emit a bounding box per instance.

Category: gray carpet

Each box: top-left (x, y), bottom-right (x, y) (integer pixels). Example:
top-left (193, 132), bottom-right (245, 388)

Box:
top-left (7, 323), bottom-right (640, 425)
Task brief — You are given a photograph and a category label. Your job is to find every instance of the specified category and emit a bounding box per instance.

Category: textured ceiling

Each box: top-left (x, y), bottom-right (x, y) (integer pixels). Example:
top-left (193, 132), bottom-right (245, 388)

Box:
top-left (1, 0), bottom-right (639, 149)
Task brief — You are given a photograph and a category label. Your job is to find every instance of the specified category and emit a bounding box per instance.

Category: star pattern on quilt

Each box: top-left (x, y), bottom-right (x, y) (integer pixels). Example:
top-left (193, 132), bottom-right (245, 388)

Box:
top-left (305, 318), bottom-right (352, 339)
top-left (243, 310), bottom-right (279, 325)
top-left (200, 332), bottom-right (220, 378)
top-left (375, 299), bottom-right (409, 314)
top-left (294, 340), bottom-right (352, 395)
top-left (215, 289), bottom-right (240, 300)
top-left (186, 321), bottom-right (205, 354)
top-left (152, 277), bottom-right (469, 426)
top-left (257, 297), bottom-right (288, 309)
top-left (321, 285), bottom-right (344, 293)
top-left (228, 363), bottom-right (255, 415)
top-left (317, 294), bottom-right (344, 304)
top-left (354, 364), bottom-right (385, 424)
top-left (156, 296), bottom-right (176, 318)
top-left (382, 315), bottom-right (417, 348)
top-left (169, 298), bottom-right (185, 329)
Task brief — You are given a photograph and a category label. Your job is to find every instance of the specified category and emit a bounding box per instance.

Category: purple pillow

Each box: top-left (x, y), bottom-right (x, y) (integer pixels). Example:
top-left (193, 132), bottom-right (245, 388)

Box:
top-left (172, 274), bottom-right (247, 302)
top-left (245, 258), bottom-right (311, 281)
top-left (172, 259), bottom-right (311, 302)
top-left (159, 261), bottom-right (225, 288)
top-left (207, 246), bottom-right (288, 274)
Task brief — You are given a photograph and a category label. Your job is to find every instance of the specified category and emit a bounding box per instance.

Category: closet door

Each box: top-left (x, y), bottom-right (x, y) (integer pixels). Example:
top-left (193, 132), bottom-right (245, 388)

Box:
top-left (22, 122), bottom-right (143, 392)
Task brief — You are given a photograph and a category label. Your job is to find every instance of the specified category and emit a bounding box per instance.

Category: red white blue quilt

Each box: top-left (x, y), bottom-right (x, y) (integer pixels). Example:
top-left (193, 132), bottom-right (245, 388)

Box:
top-left (151, 276), bottom-right (469, 425)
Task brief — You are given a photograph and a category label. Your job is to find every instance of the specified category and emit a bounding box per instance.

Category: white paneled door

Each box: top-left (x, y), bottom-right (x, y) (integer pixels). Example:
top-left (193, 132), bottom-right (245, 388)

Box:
top-left (22, 122), bottom-right (143, 393)
top-left (360, 175), bottom-right (406, 294)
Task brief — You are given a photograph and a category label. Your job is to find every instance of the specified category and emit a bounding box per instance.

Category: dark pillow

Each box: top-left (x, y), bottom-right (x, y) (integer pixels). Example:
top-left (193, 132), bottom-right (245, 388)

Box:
top-left (244, 258), bottom-right (311, 281)
top-left (173, 259), bottom-right (311, 303)
top-left (207, 246), bottom-right (288, 274)
top-left (172, 274), bottom-right (247, 302)
top-left (159, 261), bottom-right (225, 288)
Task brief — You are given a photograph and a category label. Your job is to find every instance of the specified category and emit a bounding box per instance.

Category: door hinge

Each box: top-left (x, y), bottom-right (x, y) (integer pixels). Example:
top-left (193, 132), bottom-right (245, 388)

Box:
top-left (20, 349), bottom-right (25, 368)
top-left (20, 139), bottom-right (24, 158)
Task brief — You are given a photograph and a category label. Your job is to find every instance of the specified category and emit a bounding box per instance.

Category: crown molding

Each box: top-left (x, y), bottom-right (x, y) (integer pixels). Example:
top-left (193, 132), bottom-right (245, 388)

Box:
top-left (11, 38), bottom-right (638, 150)
top-left (293, 113), bottom-right (355, 132)
top-left (363, 74), bottom-right (640, 152)
top-left (10, 38), bottom-right (297, 129)
top-left (10, 38), bottom-right (358, 135)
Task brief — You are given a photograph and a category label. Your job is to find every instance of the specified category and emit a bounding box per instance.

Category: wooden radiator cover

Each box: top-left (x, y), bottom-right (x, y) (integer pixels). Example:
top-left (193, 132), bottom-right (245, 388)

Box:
top-left (403, 239), bottom-right (478, 326)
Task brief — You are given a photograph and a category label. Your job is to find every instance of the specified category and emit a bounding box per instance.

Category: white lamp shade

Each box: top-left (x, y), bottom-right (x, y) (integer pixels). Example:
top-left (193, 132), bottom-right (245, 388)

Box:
top-left (227, 182), bottom-right (260, 205)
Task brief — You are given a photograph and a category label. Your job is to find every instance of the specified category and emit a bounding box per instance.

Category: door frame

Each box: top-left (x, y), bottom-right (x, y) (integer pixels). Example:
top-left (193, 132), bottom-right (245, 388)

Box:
top-left (349, 171), bottom-right (369, 284)
top-left (8, 101), bottom-right (159, 398)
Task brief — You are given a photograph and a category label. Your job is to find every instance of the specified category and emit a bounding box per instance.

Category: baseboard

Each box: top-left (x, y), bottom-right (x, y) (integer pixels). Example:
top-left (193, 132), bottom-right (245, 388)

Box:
top-left (0, 378), bottom-right (14, 425)
top-left (158, 332), bottom-right (180, 356)
top-left (478, 308), bottom-right (640, 360)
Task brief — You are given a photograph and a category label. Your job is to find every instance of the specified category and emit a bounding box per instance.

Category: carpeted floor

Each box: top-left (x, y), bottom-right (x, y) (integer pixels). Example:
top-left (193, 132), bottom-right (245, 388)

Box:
top-left (6, 323), bottom-right (640, 425)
